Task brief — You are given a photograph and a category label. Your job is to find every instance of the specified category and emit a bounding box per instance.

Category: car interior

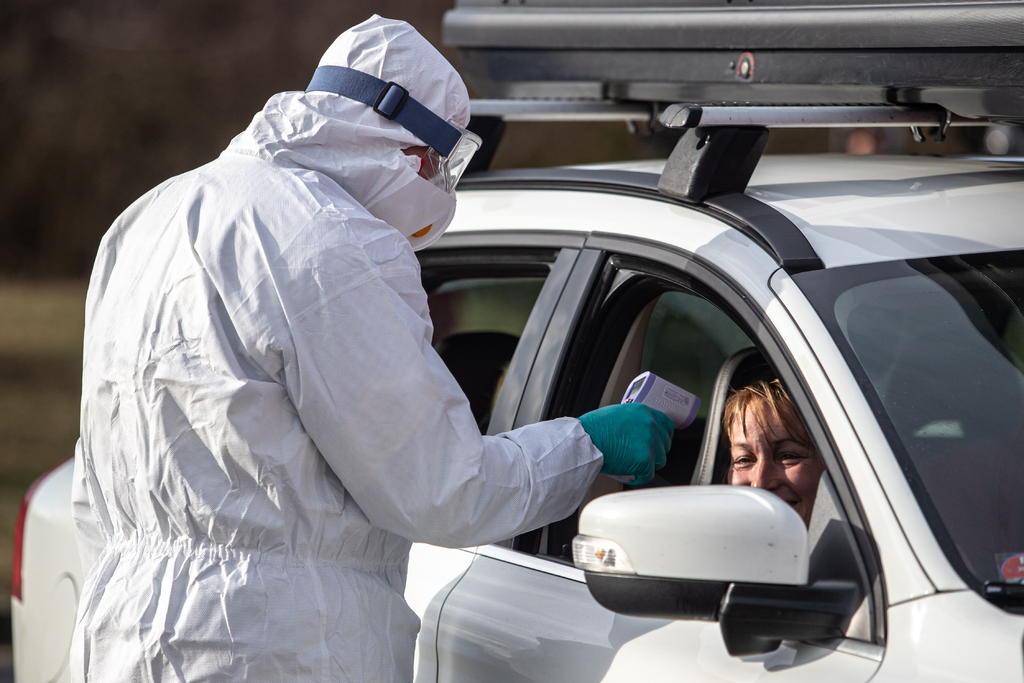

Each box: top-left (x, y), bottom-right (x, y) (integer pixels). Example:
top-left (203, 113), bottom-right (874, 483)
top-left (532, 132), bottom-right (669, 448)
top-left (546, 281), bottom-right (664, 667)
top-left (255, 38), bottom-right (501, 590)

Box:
top-left (426, 273), bottom-right (547, 431)
top-left (582, 288), bottom-right (759, 499)
top-left (435, 330), bottom-right (519, 431)
top-left (548, 279), bottom-right (873, 640)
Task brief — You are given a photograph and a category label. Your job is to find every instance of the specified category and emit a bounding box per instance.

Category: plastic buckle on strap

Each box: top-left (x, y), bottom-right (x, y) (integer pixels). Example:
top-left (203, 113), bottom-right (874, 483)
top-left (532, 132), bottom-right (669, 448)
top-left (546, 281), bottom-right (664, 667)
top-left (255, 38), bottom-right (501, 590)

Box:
top-left (374, 82), bottom-right (409, 120)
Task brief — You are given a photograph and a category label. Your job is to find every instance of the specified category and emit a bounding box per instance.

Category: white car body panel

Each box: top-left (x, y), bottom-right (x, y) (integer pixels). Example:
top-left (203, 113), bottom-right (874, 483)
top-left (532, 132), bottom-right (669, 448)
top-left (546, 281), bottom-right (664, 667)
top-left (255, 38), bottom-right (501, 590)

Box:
top-left (15, 154), bottom-right (1024, 681)
top-left (405, 543), bottom-right (477, 680)
top-left (435, 552), bottom-right (880, 682)
top-left (12, 459), bottom-right (80, 683)
top-left (448, 189), bottom-right (784, 307)
top-left (876, 590), bottom-right (1024, 682)
top-left (439, 192), bottom-right (891, 679)
top-left (750, 156), bottom-right (1024, 269)
top-left (454, 187), bottom-right (946, 605)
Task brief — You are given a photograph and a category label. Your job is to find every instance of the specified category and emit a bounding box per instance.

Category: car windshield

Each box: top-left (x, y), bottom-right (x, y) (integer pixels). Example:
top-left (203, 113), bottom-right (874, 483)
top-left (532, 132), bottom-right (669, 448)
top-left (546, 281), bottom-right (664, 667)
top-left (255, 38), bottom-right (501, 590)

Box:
top-left (795, 250), bottom-right (1024, 594)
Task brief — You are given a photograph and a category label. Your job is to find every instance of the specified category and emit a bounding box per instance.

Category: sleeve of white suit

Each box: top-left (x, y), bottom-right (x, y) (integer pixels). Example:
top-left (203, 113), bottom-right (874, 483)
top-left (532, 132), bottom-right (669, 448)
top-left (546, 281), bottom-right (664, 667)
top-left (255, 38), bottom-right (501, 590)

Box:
top-left (275, 215), bottom-right (603, 548)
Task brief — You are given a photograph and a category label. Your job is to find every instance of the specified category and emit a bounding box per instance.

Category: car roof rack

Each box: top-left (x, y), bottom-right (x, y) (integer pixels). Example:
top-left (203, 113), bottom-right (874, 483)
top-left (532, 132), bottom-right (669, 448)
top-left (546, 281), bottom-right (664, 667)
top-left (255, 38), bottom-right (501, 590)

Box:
top-left (451, 0), bottom-right (1023, 192)
top-left (653, 103), bottom-right (989, 203)
top-left (469, 99), bottom-right (652, 123)
top-left (460, 101), bottom-right (991, 274)
top-left (465, 99), bottom-right (656, 173)
top-left (659, 104), bottom-right (977, 132)
top-left (450, 1), bottom-right (1024, 272)
top-left (445, 0), bottom-right (1024, 123)
top-left (466, 101), bottom-right (986, 201)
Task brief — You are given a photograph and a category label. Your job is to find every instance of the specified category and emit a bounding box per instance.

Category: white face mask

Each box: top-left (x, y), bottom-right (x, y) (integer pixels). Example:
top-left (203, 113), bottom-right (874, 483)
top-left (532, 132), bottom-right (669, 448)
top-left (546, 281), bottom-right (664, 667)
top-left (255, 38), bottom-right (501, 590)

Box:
top-left (384, 124), bottom-right (478, 248)
top-left (362, 159), bottom-right (457, 251)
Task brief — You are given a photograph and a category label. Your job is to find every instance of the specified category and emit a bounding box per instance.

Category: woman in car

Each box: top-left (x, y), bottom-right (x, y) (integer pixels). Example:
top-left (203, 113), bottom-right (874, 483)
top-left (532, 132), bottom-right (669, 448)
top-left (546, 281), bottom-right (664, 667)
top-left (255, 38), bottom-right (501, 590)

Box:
top-left (723, 379), bottom-right (825, 526)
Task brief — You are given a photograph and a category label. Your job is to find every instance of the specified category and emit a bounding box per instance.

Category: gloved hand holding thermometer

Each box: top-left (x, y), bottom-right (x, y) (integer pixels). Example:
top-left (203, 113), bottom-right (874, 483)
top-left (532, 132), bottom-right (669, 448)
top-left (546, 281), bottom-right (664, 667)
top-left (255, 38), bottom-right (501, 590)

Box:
top-left (578, 372), bottom-right (700, 486)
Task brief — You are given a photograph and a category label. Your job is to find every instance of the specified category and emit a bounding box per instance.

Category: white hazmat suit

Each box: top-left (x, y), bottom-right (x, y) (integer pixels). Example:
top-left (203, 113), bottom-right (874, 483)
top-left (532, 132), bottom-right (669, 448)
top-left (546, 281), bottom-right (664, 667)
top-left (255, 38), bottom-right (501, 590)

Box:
top-left (71, 16), bottom-right (602, 681)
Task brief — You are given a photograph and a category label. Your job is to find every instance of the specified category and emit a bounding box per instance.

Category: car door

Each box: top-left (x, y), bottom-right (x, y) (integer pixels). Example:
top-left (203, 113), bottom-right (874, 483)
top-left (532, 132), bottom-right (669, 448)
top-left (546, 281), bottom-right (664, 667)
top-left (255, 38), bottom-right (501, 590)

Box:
top-left (430, 231), bottom-right (884, 681)
top-left (408, 236), bottom-right (590, 681)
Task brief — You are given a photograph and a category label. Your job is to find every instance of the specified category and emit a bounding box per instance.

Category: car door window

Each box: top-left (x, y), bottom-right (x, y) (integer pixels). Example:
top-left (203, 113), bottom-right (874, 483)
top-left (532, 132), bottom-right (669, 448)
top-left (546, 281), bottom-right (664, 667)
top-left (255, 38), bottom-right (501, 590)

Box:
top-left (529, 269), bottom-right (755, 559)
top-left (428, 277), bottom-right (545, 431)
top-left (418, 245), bottom-right (579, 436)
top-left (599, 289), bottom-right (755, 485)
top-left (518, 253), bottom-right (875, 642)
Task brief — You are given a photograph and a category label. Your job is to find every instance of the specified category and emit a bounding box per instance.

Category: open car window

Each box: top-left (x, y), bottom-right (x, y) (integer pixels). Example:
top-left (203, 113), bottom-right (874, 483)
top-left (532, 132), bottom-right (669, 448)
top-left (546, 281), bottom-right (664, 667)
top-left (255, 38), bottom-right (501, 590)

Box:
top-left (428, 277), bottom-right (545, 432)
top-left (593, 289), bottom-right (755, 489)
top-left (419, 245), bottom-right (578, 436)
top-left (521, 264), bottom-right (759, 559)
top-left (516, 253), bottom-right (875, 641)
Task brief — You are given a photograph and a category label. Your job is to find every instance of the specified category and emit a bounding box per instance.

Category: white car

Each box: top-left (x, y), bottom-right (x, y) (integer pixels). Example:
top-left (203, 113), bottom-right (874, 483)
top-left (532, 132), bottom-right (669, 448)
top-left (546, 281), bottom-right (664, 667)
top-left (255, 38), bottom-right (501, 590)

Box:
top-left (14, 1), bottom-right (1024, 680)
top-left (16, 150), bottom-right (1024, 682)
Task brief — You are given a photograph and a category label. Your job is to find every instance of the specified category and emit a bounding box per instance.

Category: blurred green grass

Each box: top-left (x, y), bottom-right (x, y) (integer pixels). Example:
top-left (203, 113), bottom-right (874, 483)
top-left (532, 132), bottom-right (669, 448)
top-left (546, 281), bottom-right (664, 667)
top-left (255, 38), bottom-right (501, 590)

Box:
top-left (0, 280), bottom-right (86, 607)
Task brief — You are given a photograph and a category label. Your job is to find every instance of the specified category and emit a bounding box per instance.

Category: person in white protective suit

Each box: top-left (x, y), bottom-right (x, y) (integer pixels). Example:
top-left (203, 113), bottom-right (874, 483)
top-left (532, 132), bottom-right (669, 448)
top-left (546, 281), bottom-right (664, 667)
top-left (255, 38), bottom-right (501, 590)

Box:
top-left (71, 15), bottom-right (673, 681)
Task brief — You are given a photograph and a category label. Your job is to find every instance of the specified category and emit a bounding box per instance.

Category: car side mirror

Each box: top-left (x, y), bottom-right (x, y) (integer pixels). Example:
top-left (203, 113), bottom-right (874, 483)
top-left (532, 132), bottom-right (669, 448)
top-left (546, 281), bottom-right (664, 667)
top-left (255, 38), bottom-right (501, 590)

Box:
top-left (573, 486), bottom-right (859, 655)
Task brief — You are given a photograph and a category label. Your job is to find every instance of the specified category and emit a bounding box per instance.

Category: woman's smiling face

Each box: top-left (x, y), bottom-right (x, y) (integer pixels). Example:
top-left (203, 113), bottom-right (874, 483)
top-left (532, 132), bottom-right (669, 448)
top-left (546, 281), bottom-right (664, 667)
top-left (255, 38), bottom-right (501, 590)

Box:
top-left (726, 409), bottom-right (825, 526)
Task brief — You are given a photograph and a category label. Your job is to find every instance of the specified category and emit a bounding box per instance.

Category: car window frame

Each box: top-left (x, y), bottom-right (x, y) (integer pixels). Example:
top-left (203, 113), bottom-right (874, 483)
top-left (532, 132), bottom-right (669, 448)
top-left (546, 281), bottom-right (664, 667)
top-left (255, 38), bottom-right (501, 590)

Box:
top-left (418, 235), bottom-right (584, 436)
top-left (505, 233), bottom-right (886, 647)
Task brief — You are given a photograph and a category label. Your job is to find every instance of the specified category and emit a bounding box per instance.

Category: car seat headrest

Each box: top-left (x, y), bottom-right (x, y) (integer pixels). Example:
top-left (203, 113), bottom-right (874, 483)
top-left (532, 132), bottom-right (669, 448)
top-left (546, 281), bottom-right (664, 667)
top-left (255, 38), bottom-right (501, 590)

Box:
top-left (435, 331), bottom-right (520, 430)
top-left (691, 347), bottom-right (774, 485)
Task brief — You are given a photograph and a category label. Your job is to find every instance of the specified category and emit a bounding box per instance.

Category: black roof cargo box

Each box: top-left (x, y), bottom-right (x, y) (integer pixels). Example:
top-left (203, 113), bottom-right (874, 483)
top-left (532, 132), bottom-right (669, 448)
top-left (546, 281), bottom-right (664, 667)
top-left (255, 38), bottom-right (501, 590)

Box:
top-left (443, 0), bottom-right (1024, 121)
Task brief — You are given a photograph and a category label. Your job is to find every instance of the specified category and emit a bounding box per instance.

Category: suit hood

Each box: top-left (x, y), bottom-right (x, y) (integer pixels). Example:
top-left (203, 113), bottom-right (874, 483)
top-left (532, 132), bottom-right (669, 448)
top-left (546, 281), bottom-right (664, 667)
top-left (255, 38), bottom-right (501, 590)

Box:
top-left (223, 15), bottom-right (470, 249)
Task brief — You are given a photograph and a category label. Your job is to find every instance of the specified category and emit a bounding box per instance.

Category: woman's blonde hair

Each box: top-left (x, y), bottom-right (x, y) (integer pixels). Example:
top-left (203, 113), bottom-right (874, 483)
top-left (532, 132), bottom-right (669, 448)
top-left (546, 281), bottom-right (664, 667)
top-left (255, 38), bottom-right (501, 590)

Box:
top-left (722, 379), bottom-right (812, 448)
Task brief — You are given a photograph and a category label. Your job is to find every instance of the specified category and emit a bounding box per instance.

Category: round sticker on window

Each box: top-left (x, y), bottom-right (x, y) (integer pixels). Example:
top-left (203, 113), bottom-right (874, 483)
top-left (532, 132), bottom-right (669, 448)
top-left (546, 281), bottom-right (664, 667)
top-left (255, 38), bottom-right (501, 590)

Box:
top-left (999, 553), bottom-right (1024, 582)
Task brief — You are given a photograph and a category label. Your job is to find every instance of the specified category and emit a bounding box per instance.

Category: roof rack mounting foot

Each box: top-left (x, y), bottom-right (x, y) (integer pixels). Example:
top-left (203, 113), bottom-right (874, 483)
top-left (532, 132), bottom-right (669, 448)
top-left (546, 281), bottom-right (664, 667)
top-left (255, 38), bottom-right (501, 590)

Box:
top-left (657, 126), bottom-right (769, 204)
top-left (912, 108), bottom-right (954, 144)
top-left (466, 115), bottom-right (507, 173)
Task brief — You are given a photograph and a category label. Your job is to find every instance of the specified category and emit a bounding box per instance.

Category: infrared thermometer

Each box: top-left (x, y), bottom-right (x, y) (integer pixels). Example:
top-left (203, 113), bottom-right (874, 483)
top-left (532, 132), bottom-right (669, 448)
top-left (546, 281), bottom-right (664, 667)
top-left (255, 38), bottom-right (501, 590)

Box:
top-left (621, 371), bottom-right (700, 430)
top-left (609, 372), bottom-right (700, 484)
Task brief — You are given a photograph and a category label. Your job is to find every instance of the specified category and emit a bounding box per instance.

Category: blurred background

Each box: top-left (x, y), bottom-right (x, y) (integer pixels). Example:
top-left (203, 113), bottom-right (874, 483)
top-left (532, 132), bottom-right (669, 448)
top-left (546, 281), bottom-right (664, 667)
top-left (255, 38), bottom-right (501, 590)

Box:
top-left (2, 0), bottom-right (1020, 676)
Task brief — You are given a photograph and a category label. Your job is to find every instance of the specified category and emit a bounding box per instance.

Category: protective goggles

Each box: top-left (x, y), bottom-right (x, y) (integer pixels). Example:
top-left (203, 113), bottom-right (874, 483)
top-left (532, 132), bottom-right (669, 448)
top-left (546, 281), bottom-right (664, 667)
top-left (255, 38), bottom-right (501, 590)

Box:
top-left (406, 125), bottom-right (481, 194)
top-left (306, 66), bottom-right (481, 193)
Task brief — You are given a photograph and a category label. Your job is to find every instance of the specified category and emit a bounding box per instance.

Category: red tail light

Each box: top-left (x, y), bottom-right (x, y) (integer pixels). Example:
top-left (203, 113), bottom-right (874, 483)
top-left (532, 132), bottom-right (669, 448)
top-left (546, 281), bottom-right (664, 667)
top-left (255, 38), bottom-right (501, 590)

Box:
top-left (12, 469), bottom-right (57, 602)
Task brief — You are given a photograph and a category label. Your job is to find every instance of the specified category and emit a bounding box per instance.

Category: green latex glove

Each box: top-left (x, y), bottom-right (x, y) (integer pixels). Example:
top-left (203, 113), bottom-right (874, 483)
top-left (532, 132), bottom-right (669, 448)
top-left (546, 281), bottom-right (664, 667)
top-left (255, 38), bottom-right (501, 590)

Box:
top-left (578, 403), bottom-right (673, 486)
